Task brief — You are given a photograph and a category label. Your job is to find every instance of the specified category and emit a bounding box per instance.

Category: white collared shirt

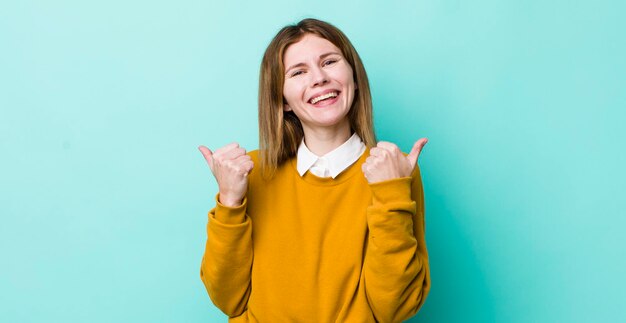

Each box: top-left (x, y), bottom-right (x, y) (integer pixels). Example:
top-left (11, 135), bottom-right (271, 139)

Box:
top-left (296, 132), bottom-right (366, 178)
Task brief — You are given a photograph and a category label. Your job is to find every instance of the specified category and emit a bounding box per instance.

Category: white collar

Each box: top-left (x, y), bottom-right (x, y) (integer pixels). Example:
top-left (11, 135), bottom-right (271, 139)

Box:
top-left (296, 132), bottom-right (366, 178)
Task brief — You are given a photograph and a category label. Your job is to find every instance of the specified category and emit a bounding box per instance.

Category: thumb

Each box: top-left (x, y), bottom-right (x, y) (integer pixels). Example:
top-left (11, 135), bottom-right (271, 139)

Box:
top-left (407, 138), bottom-right (428, 167)
top-left (198, 145), bottom-right (214, 170)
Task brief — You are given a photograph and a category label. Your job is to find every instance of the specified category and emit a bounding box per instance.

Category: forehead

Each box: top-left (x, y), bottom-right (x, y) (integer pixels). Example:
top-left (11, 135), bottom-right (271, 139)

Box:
top-left (283, 34), bottom-right (341, 65)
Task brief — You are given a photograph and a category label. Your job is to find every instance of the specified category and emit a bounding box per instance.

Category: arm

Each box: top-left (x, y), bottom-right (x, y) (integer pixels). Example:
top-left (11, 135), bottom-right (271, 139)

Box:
top-left (360, 139), bottom-right (431, 322)
top-left (363, 166), bottom-right (430, 322)
top-left (200, 194), bottom-right (253, 317)
top-left (197, 144), bottom-right (255, 317)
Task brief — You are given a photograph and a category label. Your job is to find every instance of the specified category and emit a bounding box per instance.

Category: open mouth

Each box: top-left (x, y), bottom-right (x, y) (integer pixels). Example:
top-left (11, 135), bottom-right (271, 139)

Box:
top-left (308, 91), bottom-right (340, 107)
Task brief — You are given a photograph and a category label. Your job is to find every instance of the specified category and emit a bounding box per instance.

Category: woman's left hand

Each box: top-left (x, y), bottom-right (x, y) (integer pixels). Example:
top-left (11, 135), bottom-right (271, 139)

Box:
top-left (362, 138), bottom-right (428, 184)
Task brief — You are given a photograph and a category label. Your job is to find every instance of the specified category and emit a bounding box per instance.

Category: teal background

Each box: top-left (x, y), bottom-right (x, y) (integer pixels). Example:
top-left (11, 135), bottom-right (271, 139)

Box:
top-left (1, 0), bottom-right (624, 322)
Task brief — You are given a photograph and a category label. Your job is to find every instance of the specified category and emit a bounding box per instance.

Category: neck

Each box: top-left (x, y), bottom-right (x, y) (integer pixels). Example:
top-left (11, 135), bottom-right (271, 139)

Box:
top-left (302, 120), bottom-right (352, 156)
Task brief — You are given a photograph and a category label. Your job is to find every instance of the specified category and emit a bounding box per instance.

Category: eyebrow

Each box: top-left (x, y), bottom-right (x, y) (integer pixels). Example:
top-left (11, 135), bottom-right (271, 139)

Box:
top-left (285, 52), bottom-right (341, 74)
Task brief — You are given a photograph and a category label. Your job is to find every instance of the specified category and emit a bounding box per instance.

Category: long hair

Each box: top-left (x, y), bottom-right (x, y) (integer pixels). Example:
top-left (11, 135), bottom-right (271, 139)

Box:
top-left (258, 18), bottom-right (376, 178)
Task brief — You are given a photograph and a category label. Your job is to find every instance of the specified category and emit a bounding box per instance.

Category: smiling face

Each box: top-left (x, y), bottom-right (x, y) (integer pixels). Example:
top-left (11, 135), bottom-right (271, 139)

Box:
top-left (282, 34), bottom-right (356, 132)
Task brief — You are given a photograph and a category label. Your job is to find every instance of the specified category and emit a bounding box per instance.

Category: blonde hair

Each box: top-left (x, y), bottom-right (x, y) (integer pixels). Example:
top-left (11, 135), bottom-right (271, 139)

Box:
top-left (258, 18), bottom-right (376, 178)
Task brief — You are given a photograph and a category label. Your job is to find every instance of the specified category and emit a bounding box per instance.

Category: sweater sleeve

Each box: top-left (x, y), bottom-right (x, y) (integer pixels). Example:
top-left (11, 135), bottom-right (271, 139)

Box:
top-left (363, 165), bottom-right (431, 323)
top-left (199, 193), bottom-right (253, 317)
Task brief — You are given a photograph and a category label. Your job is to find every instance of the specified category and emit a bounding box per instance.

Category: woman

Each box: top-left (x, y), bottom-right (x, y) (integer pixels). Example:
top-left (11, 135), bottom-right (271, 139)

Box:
top-left (198, 18), bottom-right (430, 322)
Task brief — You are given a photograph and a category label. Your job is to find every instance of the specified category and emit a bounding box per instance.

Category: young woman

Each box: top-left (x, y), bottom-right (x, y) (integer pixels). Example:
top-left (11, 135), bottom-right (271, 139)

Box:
top-left (198, 18), bottom-right (430, 322)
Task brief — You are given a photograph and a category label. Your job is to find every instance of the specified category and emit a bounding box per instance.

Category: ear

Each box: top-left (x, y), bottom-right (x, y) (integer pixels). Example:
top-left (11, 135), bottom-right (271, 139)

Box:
top-left (283, 99), bottom-right (292, 111)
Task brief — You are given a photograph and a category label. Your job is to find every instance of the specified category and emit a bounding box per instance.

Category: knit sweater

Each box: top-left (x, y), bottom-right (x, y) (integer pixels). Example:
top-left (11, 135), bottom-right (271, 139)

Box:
top-left (200, 148), bottom-right (430, 322)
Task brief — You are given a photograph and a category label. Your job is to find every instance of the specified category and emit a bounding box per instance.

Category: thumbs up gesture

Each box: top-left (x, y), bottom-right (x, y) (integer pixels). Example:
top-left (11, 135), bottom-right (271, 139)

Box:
top-left (362, 138), bottom-right (428, 184)
top-left (198, 143), bottom-right (254, 207)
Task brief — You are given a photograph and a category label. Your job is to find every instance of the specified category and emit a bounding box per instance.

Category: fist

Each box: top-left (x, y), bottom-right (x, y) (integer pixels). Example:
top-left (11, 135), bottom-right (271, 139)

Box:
top-left (362, 138), bottom-right (428, 183)
top-left (198, 142), bottom-right (254, 207)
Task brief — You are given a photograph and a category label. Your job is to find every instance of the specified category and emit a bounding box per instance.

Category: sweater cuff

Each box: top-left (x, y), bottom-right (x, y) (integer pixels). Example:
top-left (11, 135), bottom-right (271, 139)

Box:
top-left (212, 193), bottom-right (248, 224)
top-left (369, 176), bottom-right (413, 206)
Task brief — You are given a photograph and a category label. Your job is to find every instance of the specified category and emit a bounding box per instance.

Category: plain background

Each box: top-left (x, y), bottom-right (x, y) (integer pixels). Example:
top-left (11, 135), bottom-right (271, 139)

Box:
top-left (1, 0), bottom-right (625, 322)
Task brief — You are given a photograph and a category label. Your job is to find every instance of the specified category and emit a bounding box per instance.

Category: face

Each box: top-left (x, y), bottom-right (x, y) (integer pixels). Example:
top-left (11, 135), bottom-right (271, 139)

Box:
top-left (282, 34), bottom-right (356, 131)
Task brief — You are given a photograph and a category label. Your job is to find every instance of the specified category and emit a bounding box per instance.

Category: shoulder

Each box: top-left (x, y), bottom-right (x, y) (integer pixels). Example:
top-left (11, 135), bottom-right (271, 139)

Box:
top-left (246, 149), bottom-right (297, 182)
top-left (246, 149), bottom-right (261, 179)
top-left (246, 149), bottom-right (295, 170)
top-left (247, 149), bottom-right (260, 162)
top-left (245, 149), bottom-right (281, 182)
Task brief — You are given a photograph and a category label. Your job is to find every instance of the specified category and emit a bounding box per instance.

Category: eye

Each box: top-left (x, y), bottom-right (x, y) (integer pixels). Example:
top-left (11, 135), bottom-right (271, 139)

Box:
top-left (291, 70), bottom-right (304, 77)
top-left (323, 59), bottom-right (337, 66)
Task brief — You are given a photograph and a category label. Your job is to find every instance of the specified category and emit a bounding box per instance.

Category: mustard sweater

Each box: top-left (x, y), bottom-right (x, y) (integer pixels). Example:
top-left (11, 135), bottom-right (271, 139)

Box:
top-left (200, 149), bottom-right (430, 322)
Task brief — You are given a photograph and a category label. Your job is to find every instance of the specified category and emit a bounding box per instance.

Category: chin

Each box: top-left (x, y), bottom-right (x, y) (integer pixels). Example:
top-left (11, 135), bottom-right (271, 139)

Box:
top-left (310, 115), bottom-right (351, 128)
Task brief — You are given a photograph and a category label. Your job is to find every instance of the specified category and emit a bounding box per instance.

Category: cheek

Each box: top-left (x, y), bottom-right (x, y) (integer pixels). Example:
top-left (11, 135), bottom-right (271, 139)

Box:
top-left (336, 64), bottom-right (355, 86)
top-left (282, 86), bottom-right (293, 104)
top-left (338, 75), bottom-right (356, 92)
top-left (283, 82), bottom-right (303, 102)
top-left (346, 73), bottom-right (356, 88)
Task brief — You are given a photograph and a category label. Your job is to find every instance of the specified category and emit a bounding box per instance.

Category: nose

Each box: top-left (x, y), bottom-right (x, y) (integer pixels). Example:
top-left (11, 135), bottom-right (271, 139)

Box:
top-left (310, 66), bottom-right (329, 87)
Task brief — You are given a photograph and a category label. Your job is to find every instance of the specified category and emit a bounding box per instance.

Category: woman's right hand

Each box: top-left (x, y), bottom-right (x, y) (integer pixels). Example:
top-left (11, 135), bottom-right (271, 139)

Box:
top-left (198, 143), bottom-right (254, 207)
